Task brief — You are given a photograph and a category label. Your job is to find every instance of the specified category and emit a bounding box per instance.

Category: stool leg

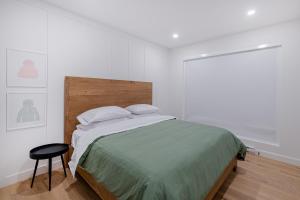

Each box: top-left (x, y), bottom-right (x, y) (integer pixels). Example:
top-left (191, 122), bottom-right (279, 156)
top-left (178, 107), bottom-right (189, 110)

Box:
top-left (61, 155), bottom-right (67, 177)
top-left (31, 159), bottom-right (39, 188)
top-left (48, 158), bottom-right (52, 191)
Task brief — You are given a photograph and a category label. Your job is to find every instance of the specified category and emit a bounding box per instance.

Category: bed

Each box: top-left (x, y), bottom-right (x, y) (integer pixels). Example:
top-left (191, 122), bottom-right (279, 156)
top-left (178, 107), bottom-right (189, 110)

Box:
top-left (64, 76), bottom-right (246, 200)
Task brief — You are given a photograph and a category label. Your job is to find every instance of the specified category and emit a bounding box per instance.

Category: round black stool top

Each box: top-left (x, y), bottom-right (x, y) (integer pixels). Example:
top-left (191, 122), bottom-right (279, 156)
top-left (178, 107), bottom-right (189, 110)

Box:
top-left (30, 143), bottom-right (69, 160)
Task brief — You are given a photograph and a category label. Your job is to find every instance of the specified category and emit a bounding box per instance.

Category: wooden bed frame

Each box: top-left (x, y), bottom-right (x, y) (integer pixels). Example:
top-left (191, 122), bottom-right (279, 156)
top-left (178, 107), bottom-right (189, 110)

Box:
top-left (64, 76), bottom-right (237, 200)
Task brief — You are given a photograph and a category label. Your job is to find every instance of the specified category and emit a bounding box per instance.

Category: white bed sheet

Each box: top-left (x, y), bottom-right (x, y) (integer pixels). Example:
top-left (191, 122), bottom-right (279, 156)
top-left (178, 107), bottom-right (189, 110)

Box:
top-left (69, 115), bottom-right (175, 176)
top-left (72, 117), bottom-right (131, 147)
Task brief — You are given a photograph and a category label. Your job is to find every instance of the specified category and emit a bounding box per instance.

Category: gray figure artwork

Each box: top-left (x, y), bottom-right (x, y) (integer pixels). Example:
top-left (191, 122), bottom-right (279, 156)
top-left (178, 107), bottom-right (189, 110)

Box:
top-left (17, 99), bottom-right (40, 123)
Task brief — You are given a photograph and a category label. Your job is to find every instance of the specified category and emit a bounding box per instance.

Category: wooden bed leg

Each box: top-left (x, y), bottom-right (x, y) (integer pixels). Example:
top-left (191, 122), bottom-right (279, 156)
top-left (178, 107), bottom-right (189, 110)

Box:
top-left (233, 165), bottom-right (237, 172)
top-left (233, 159), bottom-right (237, 172)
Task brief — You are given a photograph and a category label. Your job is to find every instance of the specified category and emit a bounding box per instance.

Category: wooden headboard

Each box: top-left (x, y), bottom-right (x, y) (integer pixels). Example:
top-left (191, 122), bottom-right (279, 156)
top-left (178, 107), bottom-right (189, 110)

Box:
top-left (64, 76), bottom-right (152, 163)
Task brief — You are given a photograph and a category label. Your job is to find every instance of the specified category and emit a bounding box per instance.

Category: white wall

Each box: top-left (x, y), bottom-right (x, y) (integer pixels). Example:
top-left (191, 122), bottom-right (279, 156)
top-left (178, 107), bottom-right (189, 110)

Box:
top-left (169, 20), bottom-right (300, 165)
top-left (0, 0), bottom-right (170, 187)
top-left (1, 0), bottom-right (300, 189)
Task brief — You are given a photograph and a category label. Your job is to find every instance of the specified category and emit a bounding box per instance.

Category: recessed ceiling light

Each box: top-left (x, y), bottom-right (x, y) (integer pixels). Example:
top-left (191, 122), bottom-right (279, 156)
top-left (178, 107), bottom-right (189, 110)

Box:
top-left (258, 44), bottom-right (268, 49)
top-left (201, 54), bottom-right (208, 57)
top-left (172, 33), bottom-right (179, 39)
top-left (247, 9), bottom-right (256, 16)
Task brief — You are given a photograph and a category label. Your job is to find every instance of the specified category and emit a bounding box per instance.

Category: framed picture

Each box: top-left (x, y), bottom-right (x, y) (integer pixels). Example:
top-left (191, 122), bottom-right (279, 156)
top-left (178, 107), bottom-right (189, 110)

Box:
top-left (6, 49), bottom-right (47, 87)
top-left (6, 92), bottom-right (47, 131)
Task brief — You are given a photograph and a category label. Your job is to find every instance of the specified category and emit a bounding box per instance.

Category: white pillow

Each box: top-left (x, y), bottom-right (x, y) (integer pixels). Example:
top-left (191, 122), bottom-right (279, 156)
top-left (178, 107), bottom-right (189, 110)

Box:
top-left (126, 104), bottom-right (159, 115)
top-left (76, 117), bottom-right (130, 131)
top-left (77, 106), bottom-right (131, 125)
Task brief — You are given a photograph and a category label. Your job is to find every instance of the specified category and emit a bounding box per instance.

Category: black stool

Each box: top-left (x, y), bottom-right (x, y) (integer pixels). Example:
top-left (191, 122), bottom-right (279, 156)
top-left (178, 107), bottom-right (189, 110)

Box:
top-left (29, 143), bottom-right (69, 191)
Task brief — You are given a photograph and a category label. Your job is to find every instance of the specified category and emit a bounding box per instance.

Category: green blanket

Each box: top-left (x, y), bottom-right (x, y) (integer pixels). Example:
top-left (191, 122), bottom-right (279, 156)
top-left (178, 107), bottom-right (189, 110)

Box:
top-left (78, 119), bottom-right (246, 200)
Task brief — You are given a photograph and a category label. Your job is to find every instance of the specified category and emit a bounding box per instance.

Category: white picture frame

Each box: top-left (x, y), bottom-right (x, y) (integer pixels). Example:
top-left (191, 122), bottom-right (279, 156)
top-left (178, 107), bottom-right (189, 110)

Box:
top-left (6, 92), bottom-right (47, 131)
top-left (6, 48), bottom-right (47, 88)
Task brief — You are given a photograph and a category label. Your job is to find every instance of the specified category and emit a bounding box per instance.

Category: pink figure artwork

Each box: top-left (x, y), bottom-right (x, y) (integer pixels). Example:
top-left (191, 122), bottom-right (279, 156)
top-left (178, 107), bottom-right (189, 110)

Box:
top-left (18, 59), bottom-right (38, 79)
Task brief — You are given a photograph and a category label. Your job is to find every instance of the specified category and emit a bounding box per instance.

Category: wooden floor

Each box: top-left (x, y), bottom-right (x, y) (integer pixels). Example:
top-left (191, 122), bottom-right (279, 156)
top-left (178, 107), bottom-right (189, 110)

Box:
top-left (1, 154), bottom-right (300, 200)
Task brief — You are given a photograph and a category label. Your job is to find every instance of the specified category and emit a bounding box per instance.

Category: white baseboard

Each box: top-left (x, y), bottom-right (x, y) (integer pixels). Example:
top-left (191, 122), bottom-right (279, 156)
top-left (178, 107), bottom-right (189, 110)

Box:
top-left (0, 159), bottom-right (62, 188)
top-left (258, 149), bottom-right (300, 166)
top-left (241, 137), bottom-right (300, 166)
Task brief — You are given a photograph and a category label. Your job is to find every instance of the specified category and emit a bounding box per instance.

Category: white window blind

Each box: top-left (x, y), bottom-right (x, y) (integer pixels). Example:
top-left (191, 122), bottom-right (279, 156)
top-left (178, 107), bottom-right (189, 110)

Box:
top-left (184, 47), bottom-right (279, 144)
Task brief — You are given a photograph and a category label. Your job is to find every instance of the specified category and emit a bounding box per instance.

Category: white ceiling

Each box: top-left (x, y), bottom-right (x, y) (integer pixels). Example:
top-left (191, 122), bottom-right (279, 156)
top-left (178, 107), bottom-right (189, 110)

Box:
top-left (42, 0), bottom-right (300, 48)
